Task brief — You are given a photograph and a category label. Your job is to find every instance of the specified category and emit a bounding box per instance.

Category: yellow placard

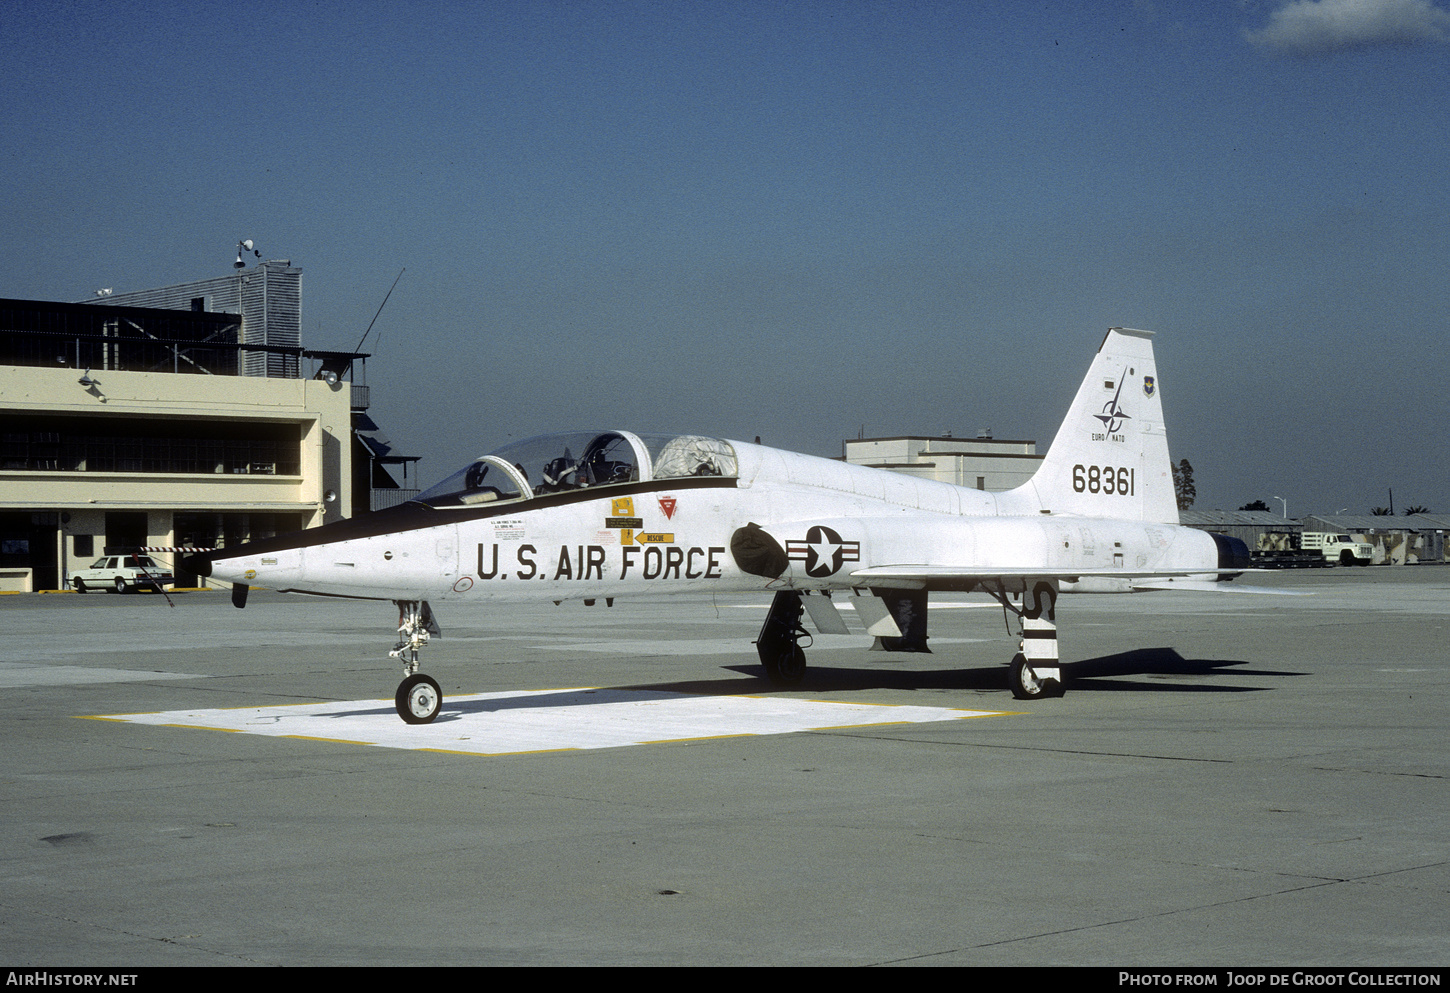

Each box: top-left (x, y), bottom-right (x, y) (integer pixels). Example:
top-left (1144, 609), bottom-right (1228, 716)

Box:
top-left (612, 497), bottom-right (634, 517)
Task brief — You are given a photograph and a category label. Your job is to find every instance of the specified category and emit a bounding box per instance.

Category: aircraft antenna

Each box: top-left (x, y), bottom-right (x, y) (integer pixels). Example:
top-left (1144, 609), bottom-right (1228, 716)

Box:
top-left (354, 268), bottom-right (406, 353)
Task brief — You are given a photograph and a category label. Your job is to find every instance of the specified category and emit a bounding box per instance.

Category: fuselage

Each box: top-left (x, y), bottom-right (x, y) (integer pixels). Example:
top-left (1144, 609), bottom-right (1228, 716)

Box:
top-left (193, 432), bottom-right (1220, 603)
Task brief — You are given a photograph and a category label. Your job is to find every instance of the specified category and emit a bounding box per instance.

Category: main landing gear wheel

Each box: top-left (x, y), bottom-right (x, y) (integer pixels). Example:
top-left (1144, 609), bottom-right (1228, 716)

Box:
top-left (1009, 653), bottom-right (1063, 700)
top-left (396, 673), bottom-right (443, 725)
top-left (764, 645), bottom-right (807, 687)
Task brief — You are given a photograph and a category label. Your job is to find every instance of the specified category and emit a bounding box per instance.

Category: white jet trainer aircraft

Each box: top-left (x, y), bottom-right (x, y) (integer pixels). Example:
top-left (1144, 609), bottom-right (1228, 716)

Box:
top-left (188, 328), bottom-right (1256, 724)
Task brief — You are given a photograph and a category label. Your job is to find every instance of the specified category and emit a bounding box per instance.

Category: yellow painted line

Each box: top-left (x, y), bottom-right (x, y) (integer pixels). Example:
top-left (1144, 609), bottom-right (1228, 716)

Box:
top-left (419, 746), bottom-right (584, 757)
top-left (281, 735), bottom-right (373, 746)
top-left (812, 720), bottom-right (915, 731)
top-left (639, 733), bottom-right (756, 745)
top-left (805, 695), bottom-right (998, 714)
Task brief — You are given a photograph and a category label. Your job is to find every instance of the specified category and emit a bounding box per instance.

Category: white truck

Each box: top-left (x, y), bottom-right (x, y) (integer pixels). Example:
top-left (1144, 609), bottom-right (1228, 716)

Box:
top-left (1301, 532), bottom-right (1374, 566)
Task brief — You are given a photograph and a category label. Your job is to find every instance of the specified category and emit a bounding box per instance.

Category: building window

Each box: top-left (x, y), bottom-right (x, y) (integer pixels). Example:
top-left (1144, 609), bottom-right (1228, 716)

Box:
top-left (0, 416), bottom-right (301, 476)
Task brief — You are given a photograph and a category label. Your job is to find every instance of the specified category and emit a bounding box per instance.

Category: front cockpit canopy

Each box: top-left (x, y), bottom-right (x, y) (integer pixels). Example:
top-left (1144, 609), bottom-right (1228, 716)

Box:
top-left (414, 430), bottom-right (738, 509)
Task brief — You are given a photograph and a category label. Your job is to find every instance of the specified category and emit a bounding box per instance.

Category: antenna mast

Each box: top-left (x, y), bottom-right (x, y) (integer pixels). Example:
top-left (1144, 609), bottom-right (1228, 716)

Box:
top-left (355, 268), bottom-right (406, 353)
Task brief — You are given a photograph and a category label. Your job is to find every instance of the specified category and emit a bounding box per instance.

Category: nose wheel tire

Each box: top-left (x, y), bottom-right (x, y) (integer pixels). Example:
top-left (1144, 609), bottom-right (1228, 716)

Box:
top-left (396, 674), bottom-right (443, 724)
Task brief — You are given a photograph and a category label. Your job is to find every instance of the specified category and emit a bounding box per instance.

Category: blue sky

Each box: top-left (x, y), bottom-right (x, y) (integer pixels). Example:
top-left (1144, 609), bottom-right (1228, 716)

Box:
top-left (3, 0), bottom-right (1446, 515)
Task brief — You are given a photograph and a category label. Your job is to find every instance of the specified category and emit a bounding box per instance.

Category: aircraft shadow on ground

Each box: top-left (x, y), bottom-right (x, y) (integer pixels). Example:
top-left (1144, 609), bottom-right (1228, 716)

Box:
top-left (321, 648), bottom-right (1301, 721)
top-left (323, 686), bottom-right (708, 721)
top-left (681, 646), bottom-right (1299, 695)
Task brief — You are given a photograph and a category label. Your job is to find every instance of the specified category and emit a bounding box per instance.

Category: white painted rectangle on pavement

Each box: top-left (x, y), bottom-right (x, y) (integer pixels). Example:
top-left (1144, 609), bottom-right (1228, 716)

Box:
top-left (90, 688), bottom-right (1003, 756)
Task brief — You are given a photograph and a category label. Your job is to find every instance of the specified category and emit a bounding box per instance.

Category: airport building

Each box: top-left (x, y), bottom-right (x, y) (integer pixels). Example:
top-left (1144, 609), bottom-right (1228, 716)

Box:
top-left (0, 262), bottom-right (418, 592)
top-left (1300, 513), bottom-right (1450, 566)
top-left (1179, 510), bottom-right (1448, 565)
top-left (1178, 509), bottom-right (1300, 549)
top-left (842, 434), bottom-right (1041, 491)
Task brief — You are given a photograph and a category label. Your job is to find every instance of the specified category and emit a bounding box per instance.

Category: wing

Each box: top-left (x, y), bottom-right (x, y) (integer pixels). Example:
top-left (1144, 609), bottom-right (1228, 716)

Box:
top-left (849, 565), bottom-right (1307, 595)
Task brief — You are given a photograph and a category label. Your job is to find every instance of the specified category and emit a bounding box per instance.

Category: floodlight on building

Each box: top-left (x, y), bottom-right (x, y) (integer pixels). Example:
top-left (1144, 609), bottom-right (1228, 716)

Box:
top-left (234, 239), bottom-right (262, 269)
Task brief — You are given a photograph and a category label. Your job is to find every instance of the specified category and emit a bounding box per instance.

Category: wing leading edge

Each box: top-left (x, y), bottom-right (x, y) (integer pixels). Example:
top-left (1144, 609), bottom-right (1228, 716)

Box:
top-left (850, 565), bottom-right (1306, 595)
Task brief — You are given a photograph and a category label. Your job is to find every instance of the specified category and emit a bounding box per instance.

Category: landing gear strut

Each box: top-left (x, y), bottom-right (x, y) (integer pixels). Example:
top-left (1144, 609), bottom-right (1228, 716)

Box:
top-left (391, 600), bottom-right (443, 723)
top-left (987, 581), bottom-right (1065, 700)
top-left (755, 590), bottom-right (810, 686)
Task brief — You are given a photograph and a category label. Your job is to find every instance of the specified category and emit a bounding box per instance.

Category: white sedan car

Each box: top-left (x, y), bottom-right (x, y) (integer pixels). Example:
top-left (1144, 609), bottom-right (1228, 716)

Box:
top-left (71, 555), bottom-right (174, 593)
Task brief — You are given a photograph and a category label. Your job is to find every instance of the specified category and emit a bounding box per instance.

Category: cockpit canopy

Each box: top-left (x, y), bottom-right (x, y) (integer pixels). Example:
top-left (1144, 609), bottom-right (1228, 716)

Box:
top-left (414, 430), bottom-right (739, 510)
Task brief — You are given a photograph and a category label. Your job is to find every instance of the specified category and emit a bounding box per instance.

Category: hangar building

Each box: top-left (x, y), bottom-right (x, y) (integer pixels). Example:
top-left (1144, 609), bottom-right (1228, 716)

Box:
top-left (842, 434), bottom-right (1041, 491)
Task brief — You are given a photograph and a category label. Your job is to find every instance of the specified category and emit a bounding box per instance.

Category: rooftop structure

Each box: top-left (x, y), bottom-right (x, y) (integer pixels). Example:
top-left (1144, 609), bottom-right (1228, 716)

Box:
top-left (842, 434), bottom-right (1041, 491)
top-left (1, 259), bottom-right (419, 592)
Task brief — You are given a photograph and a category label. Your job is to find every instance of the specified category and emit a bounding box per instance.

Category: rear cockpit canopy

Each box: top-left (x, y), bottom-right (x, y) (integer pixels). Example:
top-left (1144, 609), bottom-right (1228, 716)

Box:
top-left (414, 430), bottom-right (738, 510)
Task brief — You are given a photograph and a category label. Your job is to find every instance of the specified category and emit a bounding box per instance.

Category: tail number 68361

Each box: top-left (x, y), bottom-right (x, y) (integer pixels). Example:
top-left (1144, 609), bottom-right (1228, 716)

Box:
top-left (1072, 464), bottom-right (1134, 496)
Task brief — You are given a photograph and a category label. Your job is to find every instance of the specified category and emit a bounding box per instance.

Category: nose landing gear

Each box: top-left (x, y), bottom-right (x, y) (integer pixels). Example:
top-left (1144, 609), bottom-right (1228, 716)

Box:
top-left (391, 600), bottom-right (443, 723)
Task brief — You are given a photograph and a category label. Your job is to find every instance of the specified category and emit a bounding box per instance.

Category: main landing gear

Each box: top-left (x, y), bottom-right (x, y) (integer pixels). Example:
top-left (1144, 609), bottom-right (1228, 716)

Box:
top-left (986, 581), bottom-right (1066, 700)
top-left (391, 600), bottom-right (443, 724)
top-left (755, 590), bottom-right (810, 686)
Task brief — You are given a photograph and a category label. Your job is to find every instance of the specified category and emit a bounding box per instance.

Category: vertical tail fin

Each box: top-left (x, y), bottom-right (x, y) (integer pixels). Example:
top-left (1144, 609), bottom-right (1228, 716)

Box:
top-left (1017, 328), bottom-right (1178, 523)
